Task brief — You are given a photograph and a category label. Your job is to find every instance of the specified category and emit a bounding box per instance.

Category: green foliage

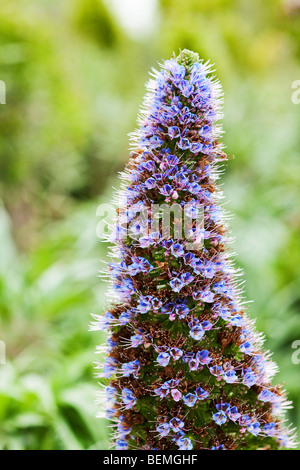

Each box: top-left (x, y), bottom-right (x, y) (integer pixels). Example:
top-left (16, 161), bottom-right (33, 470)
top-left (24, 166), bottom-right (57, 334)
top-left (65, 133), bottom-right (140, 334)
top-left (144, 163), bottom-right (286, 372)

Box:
top-left (0, 201), bottom-right (110, 449)
top-left (0, 0), bottom-right (299, 449)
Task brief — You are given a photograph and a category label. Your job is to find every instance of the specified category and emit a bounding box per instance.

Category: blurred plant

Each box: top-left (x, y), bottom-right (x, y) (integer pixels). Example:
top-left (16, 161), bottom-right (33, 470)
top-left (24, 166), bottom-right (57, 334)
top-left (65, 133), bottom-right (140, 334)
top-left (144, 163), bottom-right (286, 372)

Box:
top-left (0, 201), bottom-right (111, 449)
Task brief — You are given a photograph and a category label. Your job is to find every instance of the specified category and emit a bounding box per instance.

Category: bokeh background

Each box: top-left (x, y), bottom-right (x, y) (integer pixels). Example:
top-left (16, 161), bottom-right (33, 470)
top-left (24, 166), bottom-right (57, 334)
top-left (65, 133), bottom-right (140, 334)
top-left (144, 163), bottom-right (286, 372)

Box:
top-left (0, 0), bottom-right (300, 450)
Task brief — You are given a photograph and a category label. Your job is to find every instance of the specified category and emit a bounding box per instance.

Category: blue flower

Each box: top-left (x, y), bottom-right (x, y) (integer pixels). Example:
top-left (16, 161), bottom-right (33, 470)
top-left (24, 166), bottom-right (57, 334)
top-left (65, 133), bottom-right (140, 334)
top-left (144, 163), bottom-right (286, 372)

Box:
top-left (178, 137), bottom-right (190, 150)
top-left (157, 352), bottom-right (170, 367)
top-left (156, 423), bottom-right (170, 437)
top-left (115, 439), bottom-right (128, 450)
top-left (258, 389), bottom-right (276, 403)
top-left (159, 184), bottom-right (173, 196)
top-left (223, 370), bottom-right (238, 384)
top-left (263, 423), bottom-right (276, 437)
top-left (227, 406), bottom-right (241, 422)
top-left (196, 350), bottom-right (212, 365)
top-left (212, 411), bottom-right (227, 426)
top-left (105, 386), bottom-right (117, 402)
top-left (169, 417), bottom-right (185, 432)
top-left (189, 325), bottom-right (205, 341)
top-left (119, 310), bottom-right (133, 325)
top-left (176, 437), bottom-right (193, 450)
top-left (175, 303), bottom-right (189, 318)
top-left (169, 277), bottom-right (184, 292)
top-left (183, 393), bottom-right (198, 407)
top-left (137, 295), bottom-right (153, 313)
top-left (121, 388), bottom-right (137, 409)
top-left (130, 334), bottom-right (144, 348)
top-left (180, 272), bottom-right (194, 285)
top-left (195, 387), bottom-right (209, 400)
top-left (102, 50), bottom-right (295, 451)
top-left (239, 415), bottom-right (252, 427)
top-left (248, 422), bottom-right (260, 436)
top-left (240, 341), bottom-right (254, 355)
top-left (216, 403), bottom-right (230, 413)
top-left (121, 359), bottom-right (140, 378)
top-left (190, 142), bottom-right (204, 154)
top-left (103, 357), bottom-right (119, 378)
top-left (168, 126), bottom-right (181, 139)
top-left (171, 243), bottom-right (185, 257)
top-left (144, 177), bottom-right (157, 189)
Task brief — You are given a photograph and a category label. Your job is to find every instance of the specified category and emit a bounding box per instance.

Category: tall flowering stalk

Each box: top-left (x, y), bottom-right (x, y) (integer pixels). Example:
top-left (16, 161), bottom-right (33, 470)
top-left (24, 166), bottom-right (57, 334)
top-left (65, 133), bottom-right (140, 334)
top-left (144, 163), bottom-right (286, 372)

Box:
top-left (93, 50), bottom-right (297, 450)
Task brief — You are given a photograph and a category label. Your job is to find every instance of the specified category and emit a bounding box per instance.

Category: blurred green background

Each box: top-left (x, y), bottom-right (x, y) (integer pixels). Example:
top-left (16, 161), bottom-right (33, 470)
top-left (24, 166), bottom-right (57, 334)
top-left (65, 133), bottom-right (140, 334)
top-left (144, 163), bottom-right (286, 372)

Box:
top-left (0, 0), bottom-right (300, 450)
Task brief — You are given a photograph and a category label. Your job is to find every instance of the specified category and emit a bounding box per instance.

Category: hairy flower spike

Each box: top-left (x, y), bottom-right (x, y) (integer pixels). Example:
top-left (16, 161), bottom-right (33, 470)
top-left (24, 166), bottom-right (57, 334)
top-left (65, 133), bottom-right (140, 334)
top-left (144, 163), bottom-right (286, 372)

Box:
top-left (94, 50), bottom-right (297, 450)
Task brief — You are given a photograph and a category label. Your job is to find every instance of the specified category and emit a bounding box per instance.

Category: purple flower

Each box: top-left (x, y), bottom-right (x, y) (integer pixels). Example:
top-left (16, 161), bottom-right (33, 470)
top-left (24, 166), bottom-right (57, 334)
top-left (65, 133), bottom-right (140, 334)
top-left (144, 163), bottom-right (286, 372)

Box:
top-left (189, 325), bottom-right (205, 341)
top-left (227, 406), bottom-right (241, 422)
top-left (105, 386), bottom-right (117, 402)
top-left (175, 303), bottom-right (189, 318)
top-left (170, 347), bottom-right (183, 361)
top-left (209, 365), bottom-right (223, 377)
top-left (119, 310), bottom-right (133, 325)
top-left (168, 126), bottom-right (181, 139)
top-left (196, 350), bottom-right (212, 365)
top-left (199, 288), bottom-right (215, 303)
top-left (156, 423), bottom-right (170, 437)
top-left (240, 341), bottom-right (254, 355)
top-left (188, 358), bottom-right (199, 371)
top-left (239, 415), bottom-right (252, 427)
top-left (178, 137), bottom-right (190, 150)
top-left (160, 184), bottom-right (173, 196)
top-left (157, 352), bottom-right (170, 367)
top-left (258, 389), bottom-right (276, 403)
top-left (248, 422), bottom-right (260, 436)
top-left (103, 357), bottom-right (119, 378)
top-left (190, 142), bottom-right (203, 154)
top-left (180, 272), bottom-right (194, 285)
top-left (121, 359), bottom-right (140, 378)
top-left (166, 154), bottom-right (179, 166)
top-left (115, 439), bottom-right (128, 450)
top-left (242, 367), bottom-right (257, 387)
top-left (195, 387), bottom-right (209, 400)
top-left (183, 393), bottom-right (198, 407)
top-left (263, 423), bottom-right (276, 437)
top-left (216, 403), bottom-right (230, 413)
top-left (212, 411), bottom-right (227, 426)
top-left (171, 243), bottom-right (185, 257)
top-left (171, 389), bottom-right (182, 401)
top-left (229, 314), bottom-right (244, 327)
top-left (151, 297), bottom-right (163, 310)
top-left (201, 321), bottom-right (212, 330)
top-left (130, 334), bottom-right (144, 348)
top-left (176, 437), bottom-right (193, 450)
top-left (137, 295), bottom-right (153, 313)
top-left (121, 388), bottom-right (137, 409)
top-left (223, 370), bottom-right (238, 384)
top-left (169, 417), bottom-right (185, 432)
top-left (144, 177), bottom-right (157, 189)
top-left (169, 277), bottom-right (184, 292)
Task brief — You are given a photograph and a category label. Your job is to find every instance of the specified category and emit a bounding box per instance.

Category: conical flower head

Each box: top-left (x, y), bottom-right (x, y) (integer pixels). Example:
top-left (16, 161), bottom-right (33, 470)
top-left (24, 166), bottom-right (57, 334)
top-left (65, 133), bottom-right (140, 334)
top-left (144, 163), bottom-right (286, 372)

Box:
top-left (93, 50), bottom-right (297, 450)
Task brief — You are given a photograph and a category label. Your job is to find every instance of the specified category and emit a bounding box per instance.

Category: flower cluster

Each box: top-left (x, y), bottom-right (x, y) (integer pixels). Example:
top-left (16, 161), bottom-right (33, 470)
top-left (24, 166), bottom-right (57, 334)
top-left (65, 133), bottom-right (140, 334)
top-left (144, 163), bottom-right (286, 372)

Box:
top-left (93, 50), bottom-right (297, 450)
